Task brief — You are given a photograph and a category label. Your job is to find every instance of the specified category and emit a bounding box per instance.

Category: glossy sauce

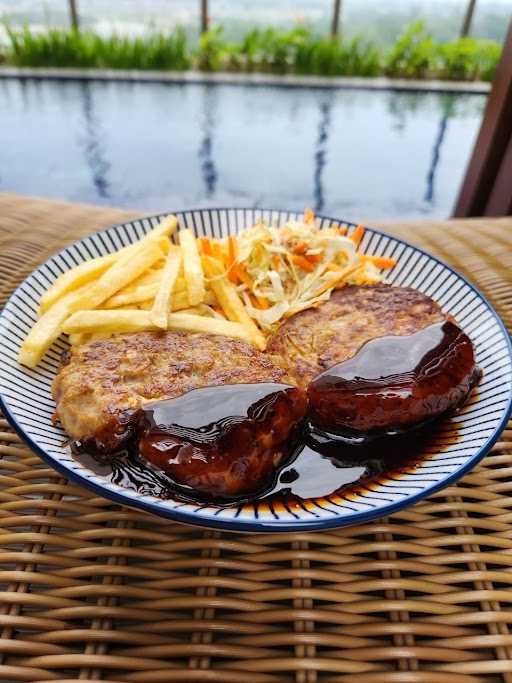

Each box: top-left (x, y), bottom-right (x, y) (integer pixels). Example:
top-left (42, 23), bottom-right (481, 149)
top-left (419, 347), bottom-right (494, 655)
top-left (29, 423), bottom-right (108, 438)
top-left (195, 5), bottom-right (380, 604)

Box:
top-left (308, 320), bottom-right (479, 434)
top-left (71, 322), bottom-right (479, 506)
top-left (73, 417), bottom-right (461, 505)
top-left (136, 382), bottom-right (307, 499)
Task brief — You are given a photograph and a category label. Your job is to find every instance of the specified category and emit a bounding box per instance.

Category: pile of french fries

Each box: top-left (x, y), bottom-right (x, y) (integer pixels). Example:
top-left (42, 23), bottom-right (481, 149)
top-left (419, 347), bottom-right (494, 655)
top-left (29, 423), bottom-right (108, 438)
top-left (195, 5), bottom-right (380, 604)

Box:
top-left (19, 215), bottom-right (266, 369)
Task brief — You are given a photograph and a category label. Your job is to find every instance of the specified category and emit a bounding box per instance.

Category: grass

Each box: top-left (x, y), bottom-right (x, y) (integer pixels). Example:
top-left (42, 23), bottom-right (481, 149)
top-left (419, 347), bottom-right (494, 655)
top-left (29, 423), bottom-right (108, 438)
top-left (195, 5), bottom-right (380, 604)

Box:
top-left (0, 22), bottom-right (502, 81)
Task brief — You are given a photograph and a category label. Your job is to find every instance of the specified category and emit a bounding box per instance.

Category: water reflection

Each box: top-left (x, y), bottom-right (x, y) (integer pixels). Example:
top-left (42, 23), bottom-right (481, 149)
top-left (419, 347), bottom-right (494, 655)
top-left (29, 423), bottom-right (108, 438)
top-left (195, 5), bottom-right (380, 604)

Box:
top-left (386, 92), bottom-right (468, 209)
top-left (424, 115), bottom-right (448, 204)
top-left (387, 92), bottom-right (426, 132)
top-left (198, 85), bottom-right (218, 197)
top-left (0, 79), bottom-right (484, 220)
top-left (313, 97), bottom-right (333, 213)
top-left (78, 81), bottom-right (111, 199)
top-left (424, 98), bottom-right (456, 205)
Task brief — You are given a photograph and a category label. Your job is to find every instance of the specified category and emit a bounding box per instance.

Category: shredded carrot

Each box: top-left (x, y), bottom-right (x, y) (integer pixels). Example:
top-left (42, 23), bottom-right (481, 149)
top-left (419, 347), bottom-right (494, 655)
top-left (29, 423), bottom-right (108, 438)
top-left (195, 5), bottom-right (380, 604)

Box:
top-left (291, 254), bottom-right (315, 272)
top-left (228, 235), bottom-right (237, 264)
top-left (237, 263), bottom-right (253, 289)
top-left (200, 237), bottom-right (212, 256)
top-left (365, 255), bottom-right (396, 269)
top-left (350, 224), bottom-right (365, 246)
top-left (293, 240), bottom-right (308, 255)
top-left (337, 226), bottom-right (347, 235)
top-left (229, 264), bottom-right (239, 283)
top-left (304, 208), bottom-right (315, 224)
top-left (272, 254), bottom-right (281, 270)
top-left (250, 294), bottom-right (269, 310)
top-left (211, 242), bottom-right (224, 264)
top-left (305, 253), bottom-right (322, 264)
top-left (227, 236), bottom-right (238, 283)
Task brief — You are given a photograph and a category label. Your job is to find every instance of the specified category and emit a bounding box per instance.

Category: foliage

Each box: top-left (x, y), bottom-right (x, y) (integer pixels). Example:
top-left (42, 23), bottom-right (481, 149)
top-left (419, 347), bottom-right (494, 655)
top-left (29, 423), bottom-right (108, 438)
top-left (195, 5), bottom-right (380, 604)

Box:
top-left (385, 21), bottom-right (438, 79)
top-left (5, 26), bottom-right (191, 70)
top-left (437, 37), bottom-right (501, 82)
top-left (384, 22), bottom-right (501, 81)
top-left (3, 22), bottom-right (502, 82)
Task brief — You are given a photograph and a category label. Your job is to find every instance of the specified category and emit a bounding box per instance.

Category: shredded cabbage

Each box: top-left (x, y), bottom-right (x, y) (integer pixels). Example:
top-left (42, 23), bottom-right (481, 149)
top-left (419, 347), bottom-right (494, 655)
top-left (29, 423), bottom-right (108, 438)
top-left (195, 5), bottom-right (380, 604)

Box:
top-left (229, 214), bottom-right (390, 332)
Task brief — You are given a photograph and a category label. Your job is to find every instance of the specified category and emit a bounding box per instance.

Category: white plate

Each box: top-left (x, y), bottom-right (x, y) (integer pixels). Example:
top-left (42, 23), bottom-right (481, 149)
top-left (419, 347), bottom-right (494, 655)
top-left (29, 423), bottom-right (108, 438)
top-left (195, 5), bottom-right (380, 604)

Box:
top-left (1, 208), bottom-right (511, 531)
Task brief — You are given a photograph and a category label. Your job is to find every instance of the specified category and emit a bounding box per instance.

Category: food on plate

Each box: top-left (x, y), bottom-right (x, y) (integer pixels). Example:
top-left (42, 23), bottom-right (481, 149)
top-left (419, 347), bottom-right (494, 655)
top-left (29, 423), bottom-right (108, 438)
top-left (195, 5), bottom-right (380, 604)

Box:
top-left (150, 247), bottom-right (182, 329)
top-left (179, 229), bottom-right (205, 306)
top-left (52, 330), bottom-right (289, 453)
top-left (19, 211), bottom-right (395, 368)
top-left (139, 383), bottom-right (307, 497)
top-left (20, 209), bottom-right (481, 503)
top-left (202, 255), bottom-right (266, 350)
top-left (267, 284), bottom-right (447, 386)
top-left (62, 310), bottom-right (256, 346)
top-left (20, 216), bottom-right (177, 367)
top-left (308, 320), bottom-right (480, 435)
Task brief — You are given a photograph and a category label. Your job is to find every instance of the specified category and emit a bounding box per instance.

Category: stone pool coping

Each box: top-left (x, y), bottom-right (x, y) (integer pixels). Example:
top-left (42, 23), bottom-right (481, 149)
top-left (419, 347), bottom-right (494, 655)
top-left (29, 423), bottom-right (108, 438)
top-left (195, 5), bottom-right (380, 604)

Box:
top-left (0, 66), bottom-right (491, 93)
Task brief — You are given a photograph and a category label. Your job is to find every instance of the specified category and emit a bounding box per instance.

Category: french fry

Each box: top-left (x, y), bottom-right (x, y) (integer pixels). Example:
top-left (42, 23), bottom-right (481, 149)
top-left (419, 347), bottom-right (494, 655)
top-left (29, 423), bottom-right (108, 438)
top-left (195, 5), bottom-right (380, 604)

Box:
top-left (126, 289), bottom-right (216, 313)
top-left (145, 214), bottom-right (178, 242)
top-left (167, 313), bottom-right (255, 346)
top-left (39, 254), bottom-right (115, 314)
top-left (68, 333), bottom-right (89, 346)
top-left (171, 289), bottom-right (215, 311)
top-left (71, 242), bottom-right (164, 311)
top-left (177, 305), bottom-right (211, 316)
top-left (38, 215), bottom-right (177, 313)
top-left (63, 310), bottom-right (158, 335)
top-left (62, 309), bottom-right (255, 347)
top-left (104, 282), bottom-right (160, 308)
top-left (202, 256), bottom-right (266, 350)
top-left (103, 276), bottom-right (188, 308)
top-left (18, 285), bottom-right (89, 368)
top-left (179, 229), bottom-right (205, 306)
top-left (150, 247), bottom-right (182, 329)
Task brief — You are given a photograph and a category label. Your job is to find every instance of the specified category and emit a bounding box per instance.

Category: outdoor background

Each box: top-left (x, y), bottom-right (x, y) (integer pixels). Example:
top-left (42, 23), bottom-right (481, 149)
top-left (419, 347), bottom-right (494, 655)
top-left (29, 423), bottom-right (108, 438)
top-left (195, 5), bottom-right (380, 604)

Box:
top-left (1, 0), bottom-right (510, 42)
top-left (1, 0), bottom-right (510, 221)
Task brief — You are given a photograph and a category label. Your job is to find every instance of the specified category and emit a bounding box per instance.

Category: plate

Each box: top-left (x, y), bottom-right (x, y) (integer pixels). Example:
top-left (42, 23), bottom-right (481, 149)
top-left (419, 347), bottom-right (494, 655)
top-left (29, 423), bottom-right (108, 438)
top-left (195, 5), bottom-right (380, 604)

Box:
top-left (1, 208), bottom-right (511, 532)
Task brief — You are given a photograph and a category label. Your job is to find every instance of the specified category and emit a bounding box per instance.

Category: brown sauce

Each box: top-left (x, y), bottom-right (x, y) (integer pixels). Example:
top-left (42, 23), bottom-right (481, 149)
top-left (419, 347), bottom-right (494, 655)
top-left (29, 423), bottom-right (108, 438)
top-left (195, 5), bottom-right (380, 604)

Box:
top-left (308, 320), bottom-right (479, 434)
top-left (137, 383), bottom-right (307, 498)
top-left (71, 321), bottom-right (480, 507)
top-left (72, 416), bottom-right (461, 505)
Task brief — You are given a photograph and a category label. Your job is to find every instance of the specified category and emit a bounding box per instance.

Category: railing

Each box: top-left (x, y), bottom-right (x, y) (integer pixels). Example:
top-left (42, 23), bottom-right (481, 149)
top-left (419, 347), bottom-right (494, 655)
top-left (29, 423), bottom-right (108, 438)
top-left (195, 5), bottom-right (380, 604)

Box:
top-left (65, 0), bottom-right (479, 39)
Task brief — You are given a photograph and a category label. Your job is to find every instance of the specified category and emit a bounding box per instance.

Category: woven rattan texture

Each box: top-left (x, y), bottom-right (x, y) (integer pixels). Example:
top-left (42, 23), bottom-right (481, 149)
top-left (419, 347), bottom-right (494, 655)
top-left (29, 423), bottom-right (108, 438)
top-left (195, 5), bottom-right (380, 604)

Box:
top-left (1, 193), bottom-right (511, 683)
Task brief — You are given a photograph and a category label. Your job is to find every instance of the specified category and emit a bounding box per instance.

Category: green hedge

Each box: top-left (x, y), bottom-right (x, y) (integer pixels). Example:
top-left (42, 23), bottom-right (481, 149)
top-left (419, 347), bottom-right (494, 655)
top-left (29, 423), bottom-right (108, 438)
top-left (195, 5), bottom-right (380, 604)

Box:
top-left (1, 22), bottom-right (502, 81)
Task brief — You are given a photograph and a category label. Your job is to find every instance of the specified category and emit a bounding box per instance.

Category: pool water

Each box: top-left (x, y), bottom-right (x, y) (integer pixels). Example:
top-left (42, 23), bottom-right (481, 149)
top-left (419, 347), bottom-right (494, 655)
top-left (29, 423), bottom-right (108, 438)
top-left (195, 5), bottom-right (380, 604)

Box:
top-left (1, 79), bottom-right (485, 221)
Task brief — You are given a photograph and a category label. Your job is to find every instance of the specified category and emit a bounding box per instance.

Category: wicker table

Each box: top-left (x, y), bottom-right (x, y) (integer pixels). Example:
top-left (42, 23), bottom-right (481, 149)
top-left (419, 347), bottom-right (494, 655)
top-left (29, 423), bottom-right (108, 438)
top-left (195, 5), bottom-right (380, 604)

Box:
top-left (1, 192), bottom-right (511, 683)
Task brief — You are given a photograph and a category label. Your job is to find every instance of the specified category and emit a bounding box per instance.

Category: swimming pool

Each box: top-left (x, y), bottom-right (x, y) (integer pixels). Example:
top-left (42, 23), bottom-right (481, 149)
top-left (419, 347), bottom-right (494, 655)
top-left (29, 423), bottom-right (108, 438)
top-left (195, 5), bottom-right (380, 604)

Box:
top-left (1, 78), bottom-right (485, 221)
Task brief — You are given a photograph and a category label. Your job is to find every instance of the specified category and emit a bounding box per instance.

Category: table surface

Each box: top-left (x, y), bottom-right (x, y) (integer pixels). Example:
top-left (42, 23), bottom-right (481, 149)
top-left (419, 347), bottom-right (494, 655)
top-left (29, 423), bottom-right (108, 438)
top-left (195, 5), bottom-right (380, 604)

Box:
top-left (0, 192), bottom-right (511, 683)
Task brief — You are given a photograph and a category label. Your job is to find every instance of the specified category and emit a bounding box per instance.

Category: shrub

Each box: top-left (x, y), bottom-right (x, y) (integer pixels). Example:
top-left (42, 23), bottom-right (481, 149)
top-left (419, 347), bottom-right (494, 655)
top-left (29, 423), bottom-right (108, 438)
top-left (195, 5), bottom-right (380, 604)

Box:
top-left (5, 26), bottom-right (191, 70)
top-left (385, 22), bottom-right (438, 79)
top-left (438, 37), bottom-right (501, 81)
top-left (3, 22), bottom-right (502, 82)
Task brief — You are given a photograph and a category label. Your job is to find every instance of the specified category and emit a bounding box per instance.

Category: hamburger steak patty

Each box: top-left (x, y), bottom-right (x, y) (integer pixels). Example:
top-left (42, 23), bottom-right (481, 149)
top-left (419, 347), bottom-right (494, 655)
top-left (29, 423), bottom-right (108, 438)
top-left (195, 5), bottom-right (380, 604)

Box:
top-left (53, 330), bottom-right (291, 452)
top-left (53, 284), bottom-right (479, 496)
top-left (267, 284), bottom-right (448, 387)
top-left (307, 320), bottom-right (478, 434)
top-left (268, 284), bottom-right (478, 435)
top-left (53, 331), bottom-right (308, 496)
